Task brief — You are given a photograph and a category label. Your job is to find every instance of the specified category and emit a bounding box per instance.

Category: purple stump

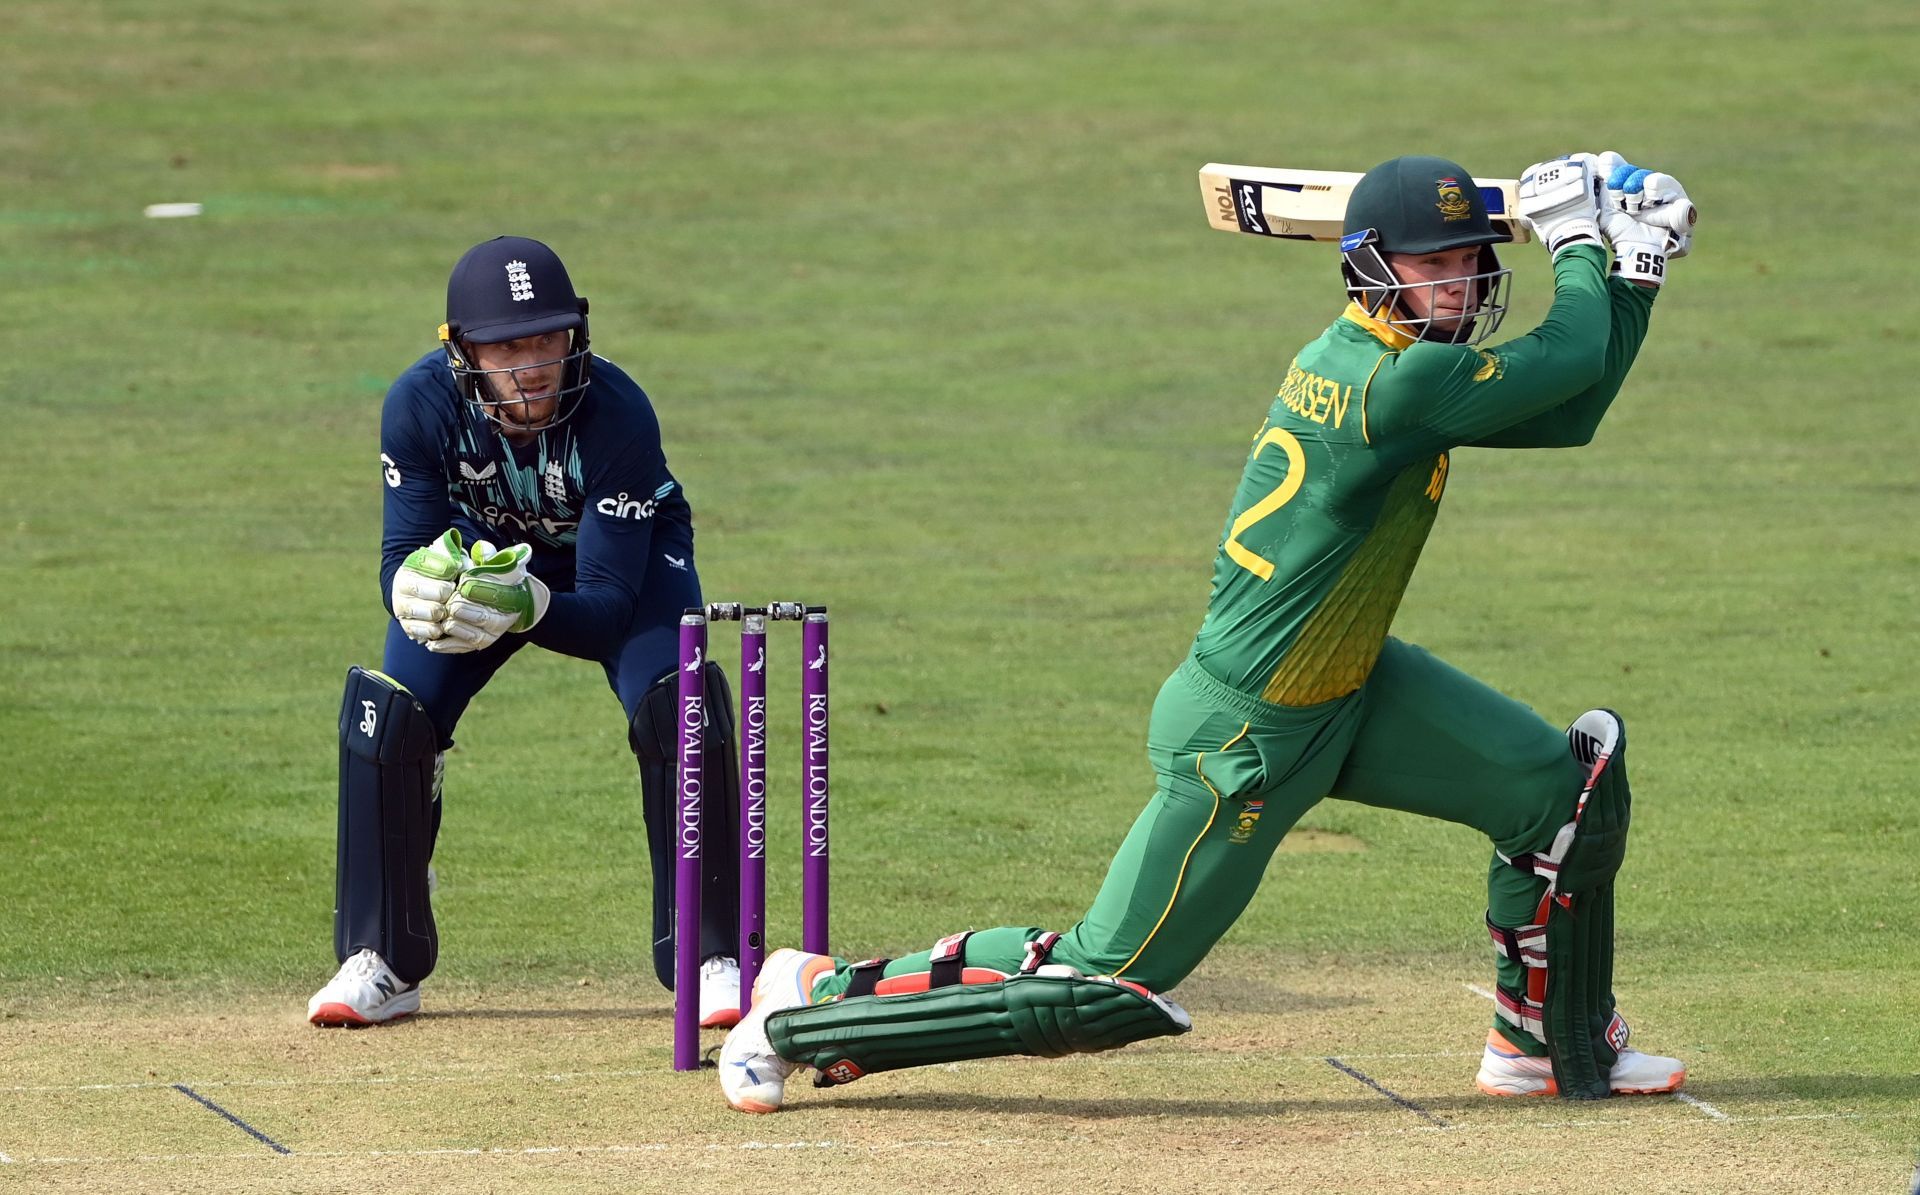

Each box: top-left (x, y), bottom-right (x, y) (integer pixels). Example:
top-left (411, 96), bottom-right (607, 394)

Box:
top-left (801, 608), bottom-right (829, 955)
top-left (673, 610), bottom-right (707, 1072)
top-left (738, 611), bottom-right (769, 1013)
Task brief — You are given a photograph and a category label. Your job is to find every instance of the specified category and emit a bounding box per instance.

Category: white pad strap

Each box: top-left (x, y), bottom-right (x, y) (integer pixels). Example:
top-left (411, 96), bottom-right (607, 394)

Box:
top-left (1487, 916), bottom-right (1549, 1037)
top-left (1487, 916), bottom-right (1548, 970)
top-left (1495, 985), bottom-right (1547, 1038)
top-left (927, 931), bottom-right (974, 988)
top-left (1019, 931), bottom-right (1064, 975)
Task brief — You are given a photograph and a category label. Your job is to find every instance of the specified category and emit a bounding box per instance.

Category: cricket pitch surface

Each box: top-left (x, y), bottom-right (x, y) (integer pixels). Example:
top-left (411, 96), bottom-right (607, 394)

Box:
top-left (3, 957), bottom-right (1910, 1194)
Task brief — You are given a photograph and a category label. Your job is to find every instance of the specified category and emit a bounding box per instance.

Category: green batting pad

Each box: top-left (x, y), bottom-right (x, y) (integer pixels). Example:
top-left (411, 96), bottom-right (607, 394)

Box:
top-left (768, 973), bottom-right (1191, 1085)
top-left (1544, 713), bottom-right (1631, 1098)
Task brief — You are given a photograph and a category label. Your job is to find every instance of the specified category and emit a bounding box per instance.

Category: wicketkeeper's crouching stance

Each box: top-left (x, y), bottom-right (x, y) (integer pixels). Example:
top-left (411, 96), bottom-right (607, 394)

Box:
top-left (719, 151), bottom-right (1698, 1110)
top-left (311, 236), bottom-right (746, 1029)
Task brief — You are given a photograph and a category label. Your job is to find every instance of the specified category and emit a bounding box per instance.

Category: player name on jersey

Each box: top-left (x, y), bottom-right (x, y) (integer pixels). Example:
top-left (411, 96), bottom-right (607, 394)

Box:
top-left (1277, 361), bottom-right (1353, 429)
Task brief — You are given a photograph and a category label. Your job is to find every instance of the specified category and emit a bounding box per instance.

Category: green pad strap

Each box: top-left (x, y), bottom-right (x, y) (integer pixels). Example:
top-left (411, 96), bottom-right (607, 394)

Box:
top-left (767, 973), bottom-right (1192, 1085)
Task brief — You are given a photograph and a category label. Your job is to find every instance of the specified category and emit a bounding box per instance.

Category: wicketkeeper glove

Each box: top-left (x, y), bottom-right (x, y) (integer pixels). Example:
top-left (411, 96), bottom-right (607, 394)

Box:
top-left (432, 540), bottom-right (551, 654)
top-left (391, 529), bottom-right (467, 646)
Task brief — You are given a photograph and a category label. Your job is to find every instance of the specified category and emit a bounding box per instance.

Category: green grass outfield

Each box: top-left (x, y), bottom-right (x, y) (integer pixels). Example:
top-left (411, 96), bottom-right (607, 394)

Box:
top-left (3, 0), bottom-right (1916, 1187)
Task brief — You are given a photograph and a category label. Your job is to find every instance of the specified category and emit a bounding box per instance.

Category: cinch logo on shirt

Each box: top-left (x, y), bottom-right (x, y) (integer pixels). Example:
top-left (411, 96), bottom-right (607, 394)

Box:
top-left (1277, 361), bottom-right (1352, 428)
top-left (470, 504), bottom-right (577, 540)
top-left (597, 492), bottom-right (658, 520)
top-left (596, 480), bottom-right (676, 520)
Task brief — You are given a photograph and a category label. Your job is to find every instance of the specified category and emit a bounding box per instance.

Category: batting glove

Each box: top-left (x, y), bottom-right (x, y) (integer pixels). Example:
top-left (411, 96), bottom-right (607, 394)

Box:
top-left (1600, 207), bottom-right (1670, 288)
top-left (1591, 153), bottom-right (1696, 286)
top-left (1606, 156), bottom-right (1696, 260)
top-left (1516, 156), bottom-right (1605, 257)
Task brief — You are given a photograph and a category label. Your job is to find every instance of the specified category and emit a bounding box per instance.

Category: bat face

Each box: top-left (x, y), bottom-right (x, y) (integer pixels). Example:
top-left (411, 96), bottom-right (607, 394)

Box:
top-left (1199, 164), bottom-right (1533, 245)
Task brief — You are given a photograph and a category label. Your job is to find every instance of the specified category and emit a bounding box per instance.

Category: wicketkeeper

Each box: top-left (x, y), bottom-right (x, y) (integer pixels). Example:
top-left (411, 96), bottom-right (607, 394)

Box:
top-left (718, 152), bottom-right (1698, 1109)
top-left (310, 236), bottom-right (744, 1028)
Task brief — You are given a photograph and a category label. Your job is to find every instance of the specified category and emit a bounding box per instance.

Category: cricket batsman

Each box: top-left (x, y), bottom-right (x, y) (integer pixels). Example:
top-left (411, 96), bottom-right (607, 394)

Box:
top-left (717, 152), bottom-right (1698, 1109)
top-left (309, 236), bottom-right (744, 1028)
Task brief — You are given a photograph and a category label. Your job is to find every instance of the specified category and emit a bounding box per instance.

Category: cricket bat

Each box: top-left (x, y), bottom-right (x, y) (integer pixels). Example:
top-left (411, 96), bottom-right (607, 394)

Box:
top-left (1198, 163), bottom-right (1533, 245)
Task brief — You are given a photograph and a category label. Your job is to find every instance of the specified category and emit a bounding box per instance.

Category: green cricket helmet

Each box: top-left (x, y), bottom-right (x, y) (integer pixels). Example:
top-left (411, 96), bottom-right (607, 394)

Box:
top-left (1339, 155), bottom-right (1511, 345)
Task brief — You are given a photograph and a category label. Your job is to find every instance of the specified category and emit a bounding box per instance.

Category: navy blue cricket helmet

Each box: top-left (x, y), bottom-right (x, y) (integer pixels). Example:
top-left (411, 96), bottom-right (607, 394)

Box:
top-left (439, 236), bottom-right (592, 431)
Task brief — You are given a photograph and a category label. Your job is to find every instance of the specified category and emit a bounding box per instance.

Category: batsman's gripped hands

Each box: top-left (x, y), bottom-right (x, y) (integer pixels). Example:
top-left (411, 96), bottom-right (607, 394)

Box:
top-left (1573, 152), bottom-right (1696, 289)
top-left (1533, 151), bottom-right (1696, 289)
top-left (432, 540), bottom-right (551, 654)
top-left (1602, 154), bottom-right (1695, 259)
top-left (1563, 151), bottom-right (1696, 254)
top-left (1595, 155), bottom-right (1671, 289)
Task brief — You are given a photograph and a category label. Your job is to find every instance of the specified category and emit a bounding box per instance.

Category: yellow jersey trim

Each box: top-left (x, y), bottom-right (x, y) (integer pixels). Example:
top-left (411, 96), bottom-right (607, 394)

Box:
top-left (1116, 723), bottom-right (1249, 977)
top-left (1342, 302), bottom-right (1410, 447)
top-left (1341, 301), bottom-right (1417, 352)
top-left (1359, 351), bottom-right (1396, 447)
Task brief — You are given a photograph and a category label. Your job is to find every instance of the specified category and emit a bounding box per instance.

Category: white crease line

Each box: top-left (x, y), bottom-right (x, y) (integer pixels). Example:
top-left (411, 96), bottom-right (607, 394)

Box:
top-left (23, 1076), bottom-right (484, 1095)
top-left (1465, 978), bottom-right (1735, 1122)
top-left (986, 1050), bottom-right (1478, 1064)
top-left (4, 1072), bottom-right (646, 1094)
top-left (3, 1052), bottom-right (1479, 1094)
top-left (358, 1138), bottom-right (1040, 1158)
top-left (13, 1110), bottom-right (1889, 1166)
top-left (21, 1153), bottom-right (291, 1166)
top-left (1340, 1111), bottom-right (1865, 1139)
top-left (1674, 1091), bottom-right (1729, 1120)
top-left (0, 1149), bottom-right (14, 1163)
top-left (4, 1137), bottom-right (1045, 1167)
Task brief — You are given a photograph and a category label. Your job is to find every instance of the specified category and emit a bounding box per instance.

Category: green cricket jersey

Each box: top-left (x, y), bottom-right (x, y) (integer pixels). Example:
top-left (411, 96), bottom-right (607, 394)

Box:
top-left (1190, 244), bottom-right (1655, 705)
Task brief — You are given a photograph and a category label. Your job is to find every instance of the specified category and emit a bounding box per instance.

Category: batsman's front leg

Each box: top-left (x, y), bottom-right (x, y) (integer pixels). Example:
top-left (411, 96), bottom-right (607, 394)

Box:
top-left (717, 670), bottom-right (1346, 1111)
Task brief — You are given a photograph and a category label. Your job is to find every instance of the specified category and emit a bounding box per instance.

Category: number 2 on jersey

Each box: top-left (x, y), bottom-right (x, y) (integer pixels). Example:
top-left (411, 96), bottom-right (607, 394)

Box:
top-left (1223, 426), bottom-right (1305, 581)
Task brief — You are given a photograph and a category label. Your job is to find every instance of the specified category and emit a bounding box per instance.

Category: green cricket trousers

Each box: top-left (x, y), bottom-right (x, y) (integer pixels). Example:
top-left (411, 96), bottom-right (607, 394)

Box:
top-left (814, 636), bottom-right (1580, 1010)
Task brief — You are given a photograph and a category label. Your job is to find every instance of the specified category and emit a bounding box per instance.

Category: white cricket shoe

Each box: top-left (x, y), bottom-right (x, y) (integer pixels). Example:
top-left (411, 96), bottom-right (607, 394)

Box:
top-left (719, 947), bottom-right (836, 1114)
top-left (1475, 1028), bottom-right (1686, 1097)
top-left (307, 948), bottom-right (421, 1027)
top-left (698, 955), bottom-right (744, 1029)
